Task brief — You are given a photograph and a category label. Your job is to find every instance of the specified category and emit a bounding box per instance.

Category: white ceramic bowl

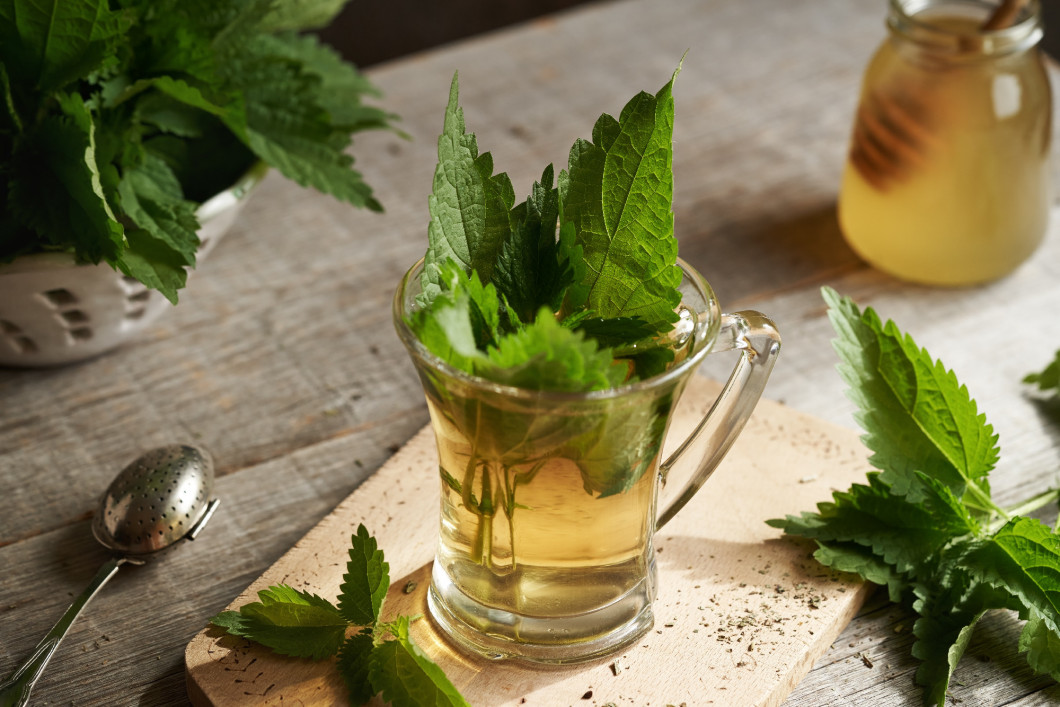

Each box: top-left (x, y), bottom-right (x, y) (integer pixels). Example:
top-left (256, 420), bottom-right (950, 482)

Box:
top-left (0, 163), bottom-right (267, 367)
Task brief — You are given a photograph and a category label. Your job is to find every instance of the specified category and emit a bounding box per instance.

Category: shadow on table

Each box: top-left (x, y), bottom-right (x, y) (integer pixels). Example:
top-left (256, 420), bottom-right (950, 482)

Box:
top-left (676, 201), bottom-right (862, 306)
top-left (1028, 394), bottom-right (1060, 435)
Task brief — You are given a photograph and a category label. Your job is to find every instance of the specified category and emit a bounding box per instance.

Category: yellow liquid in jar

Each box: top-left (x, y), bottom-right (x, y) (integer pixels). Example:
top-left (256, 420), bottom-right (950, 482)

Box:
top-left (839, 15), bottom-right (1052, 285)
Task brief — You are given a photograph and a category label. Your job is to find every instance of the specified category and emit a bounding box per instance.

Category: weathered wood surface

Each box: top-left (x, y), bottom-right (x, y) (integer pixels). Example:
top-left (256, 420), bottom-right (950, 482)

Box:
top-left (0, 0), bottom-right (1058, 705)
top-left (185, 377), bottom-right (875, 706)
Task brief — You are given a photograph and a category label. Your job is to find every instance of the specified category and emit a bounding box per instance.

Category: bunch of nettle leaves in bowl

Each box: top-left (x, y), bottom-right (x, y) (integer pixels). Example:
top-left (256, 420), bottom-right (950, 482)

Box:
top-left (0, 0), bottom-right (397, 366)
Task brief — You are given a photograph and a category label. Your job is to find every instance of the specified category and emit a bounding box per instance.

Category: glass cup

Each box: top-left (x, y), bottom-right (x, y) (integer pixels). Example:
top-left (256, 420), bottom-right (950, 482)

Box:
top-left (393, 257), bottom-right (781, 663)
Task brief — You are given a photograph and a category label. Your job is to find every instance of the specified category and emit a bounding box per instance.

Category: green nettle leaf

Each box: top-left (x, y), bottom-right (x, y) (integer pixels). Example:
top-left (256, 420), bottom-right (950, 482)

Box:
top-left (770, 288), bottom-right (1060, 707)
top-left (435, 259), bottom-right (506, 349)
top-left (481, 309), bottom-right (627, 392)
top-left (420, 73), bottom-right (515, 305)
top-left (1020, 610), bottom-right (1060, 681)
top-left (909, 574), bottom-right (1021, 704)
top-left (0, 0), bottom-right (128, 92)
top-left (369, 616), bottom-right (471, 707)
top-left (0, 0), bottom-right (397, 296)
top-left (806, 541), bottom-right (908, 602)
top-left (8, 96), bottom-right (123, 262)
top-left (1, 62), bottom-right (21, 132)
top-left (769, 472), bottom-right (976, 574)
top-left (117, 153), bottom-right (200, 266)
top-left (251, 33), bottom-right (396, 133)
top-left (492, 164), bottom-right (571, 323)
top-left (210, 584), bottom-right (348, 660)
top-left (211, 525), bottom-right (471, 705)
top-left (572, 315), bottom-right (657, 350)
top-left (911, 604), bottom-right (986, 707)
top-left (558, 67), bottom-right (682, 331)
top-left (119, 76), bottom-right (234, 122)
top-left (567, 395), bottom-right (669, 497)
top-left (257, 0), bottom-right (349, 32)
top-left (117, 228), bottom-right (191, 304)
top-left (337, 630), bottom-right (376, 705)
top-left (338, 524), bottom-right (390, 626)
top-left (221, 51), bottom-right (382, 212)
top-left (763, 288), bottom-right (1060, 707)
top-left (406, 287), bottom-right (486, 375)
top-left (961, 518), bottom-right (1060, 636)
top-left (822, 287), bottom-right (1000, 513)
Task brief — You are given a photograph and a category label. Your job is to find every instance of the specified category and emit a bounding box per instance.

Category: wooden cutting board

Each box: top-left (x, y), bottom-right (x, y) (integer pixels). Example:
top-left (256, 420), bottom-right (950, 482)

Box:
top-left (185, 375), bottom-right (874, 706)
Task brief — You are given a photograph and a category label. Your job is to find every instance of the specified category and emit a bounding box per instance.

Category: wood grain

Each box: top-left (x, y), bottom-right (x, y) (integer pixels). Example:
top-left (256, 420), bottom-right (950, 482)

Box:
top-left (1, 0), bottom-right (1059, 704)
top-left (186, 375), bottom-right (874, 706)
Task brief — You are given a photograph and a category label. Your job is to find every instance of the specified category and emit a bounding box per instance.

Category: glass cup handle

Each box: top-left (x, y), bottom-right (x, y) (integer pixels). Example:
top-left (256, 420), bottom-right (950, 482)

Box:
top-left (655, 310), bottom-right (781, 530)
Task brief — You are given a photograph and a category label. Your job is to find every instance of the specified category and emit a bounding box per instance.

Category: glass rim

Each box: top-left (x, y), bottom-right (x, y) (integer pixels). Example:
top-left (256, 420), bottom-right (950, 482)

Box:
top-left (393, 256), bottom-right (721, 403)
top-left (887, 0), bottom-right (1043, 55)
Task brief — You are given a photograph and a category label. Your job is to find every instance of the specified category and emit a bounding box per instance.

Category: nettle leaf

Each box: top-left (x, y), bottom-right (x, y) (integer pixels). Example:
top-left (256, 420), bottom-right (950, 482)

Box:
top-left (806, 540), bottom-right (908, 602)
top-left (258, 0), bottom-right (348, 32)
top-left (0, 0), bottom-right (128, 92)
top-left (1020, 610), bottom-right (1060, 681)
top-left (8, 93), bottom-right (123, 262)
top-left (822, 287), bottom-right (999, 512)
top-left (566, 395), bottom-right (669, 497)
top-left (910, 573), bottom-right (1020, 707)
top-left (125, 76), bottom-right (242, 139)
top-left (911, 605), bottom-right (985, 707)
top-left (339, 524), bottom-right (390, 626)
top-left (406, 285), bottom-right (487, 375)
top-left (114, 153), bottom-right (202, 303)
top-left (573, 315), bottom-right (657, 350)
top-left (118, 152), bottom-right (200, 264)
top-left (117, 228), bottom-right (190, 304)
top-left (492, 164), bottom-right (570, 324)
top-left (250, 33), bottom-right (395, 133)
top-left (481, 309), bottom-right (626, 392)
top-left (961, 517), bottom-right (1060, 636)
top-left (215, 41), bottom-right (382, 211)
top-left (337, 629), bottom-right (376, 705)
top-left (435, 259), bottom-right (506, 349)
top-left (420, 73), bottom-right (515, 305)
top-left (369, 616), bottom-right (470, 707)
top-left (558, 66), bottom-right (682, 331)
top-left (210, 584), bottom-right (348, 660)
top-left (1, 61), bottom-right (21, 132)
top-left (769, 472), bottom-right (975, 574)
top-left (137, 93), bottom-right (209, 139)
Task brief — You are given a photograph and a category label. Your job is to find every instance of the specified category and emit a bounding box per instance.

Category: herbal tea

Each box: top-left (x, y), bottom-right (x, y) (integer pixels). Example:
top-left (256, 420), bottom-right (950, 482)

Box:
top-left (394, 65), bottom-right (781, 662)
top-left (425, 386), bottom-right (664, 636)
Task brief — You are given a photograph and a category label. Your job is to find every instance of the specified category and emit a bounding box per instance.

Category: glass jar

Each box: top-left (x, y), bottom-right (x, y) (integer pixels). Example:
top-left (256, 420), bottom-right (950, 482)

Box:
top-left (838, 0), bottom-right (1052, 286)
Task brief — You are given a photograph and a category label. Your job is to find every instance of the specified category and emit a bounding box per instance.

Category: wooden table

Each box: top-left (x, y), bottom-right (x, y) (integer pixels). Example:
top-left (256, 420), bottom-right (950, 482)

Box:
top-left (3, 0), bottom-right (1059, 704)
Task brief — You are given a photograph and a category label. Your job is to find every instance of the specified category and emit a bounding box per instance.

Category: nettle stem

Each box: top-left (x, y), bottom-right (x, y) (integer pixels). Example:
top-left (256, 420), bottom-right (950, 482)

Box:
top-left (471, 461), bottom-right (496, 567)
top-left (987, 488), bottom-right (1060, 534)
top-left (965, 481), bottom-right (1010, 522)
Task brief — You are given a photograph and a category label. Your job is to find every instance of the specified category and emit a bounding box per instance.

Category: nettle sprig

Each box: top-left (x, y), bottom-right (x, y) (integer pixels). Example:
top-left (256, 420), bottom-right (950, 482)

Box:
top-left (211, 525), bottom-right (468, 707)
top-left (408, 66), bottom-right (685, 392)
top-left (0, 0), bottom-right (398, 302)
top-left (769, 288), bottom-right (1060, 706)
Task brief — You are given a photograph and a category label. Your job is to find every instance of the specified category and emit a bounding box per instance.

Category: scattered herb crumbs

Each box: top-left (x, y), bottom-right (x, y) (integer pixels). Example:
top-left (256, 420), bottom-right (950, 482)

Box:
top-left (769, 288), bottom-right (1060, 707)
top-left (211, 525), bottom-right (468, 707)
